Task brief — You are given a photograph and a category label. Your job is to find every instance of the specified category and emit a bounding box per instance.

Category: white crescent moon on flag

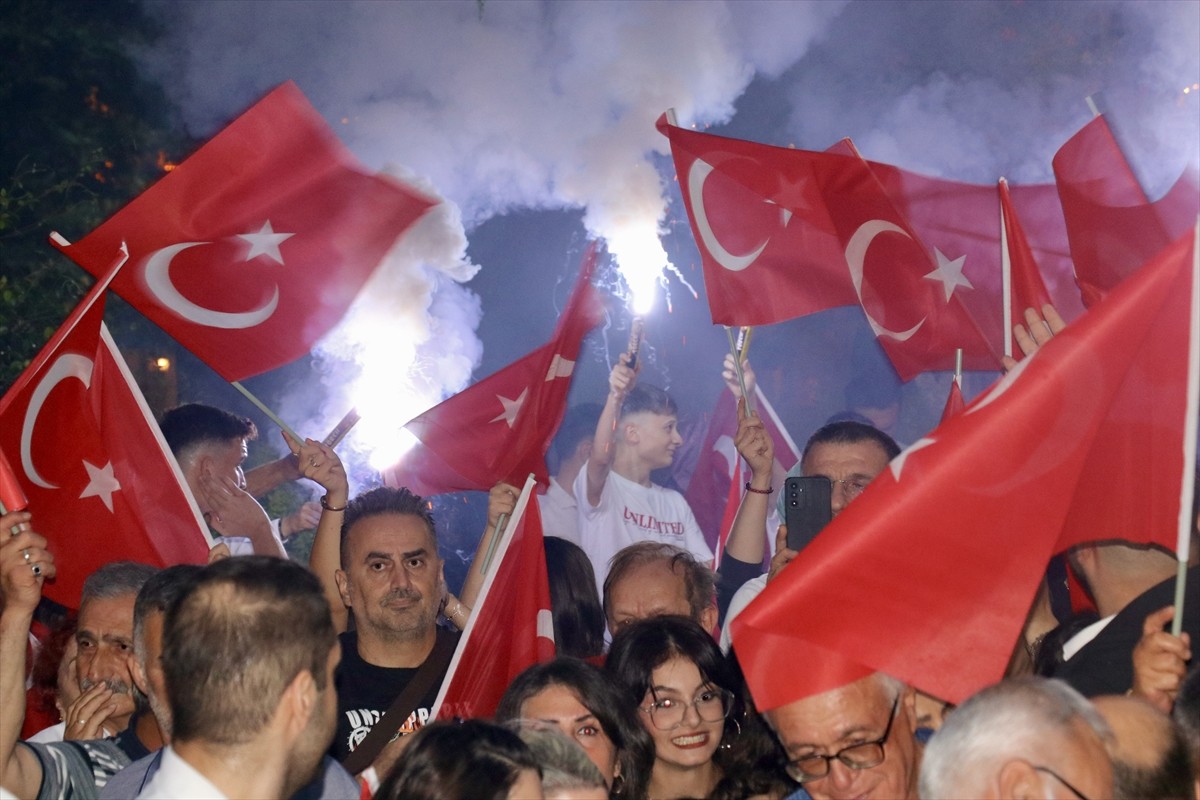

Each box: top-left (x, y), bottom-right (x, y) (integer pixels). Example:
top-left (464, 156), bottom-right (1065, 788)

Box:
top-left (21, 354), bottom-right (94, 489)
top-left (845, 220), bottom-right (926, 341)
top-left (143, 242), bottom-right (278, 329)
top-left (687, 159), bottom-right (771, 272)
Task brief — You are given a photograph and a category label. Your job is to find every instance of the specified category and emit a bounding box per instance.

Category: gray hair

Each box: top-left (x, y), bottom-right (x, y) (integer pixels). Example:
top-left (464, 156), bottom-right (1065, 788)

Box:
top-left (919, 677), bottom-right (1112, 800)
top-left (81, 561), bottom-right (159, 606)
top-left (516, 728), bottom-right (607, 794)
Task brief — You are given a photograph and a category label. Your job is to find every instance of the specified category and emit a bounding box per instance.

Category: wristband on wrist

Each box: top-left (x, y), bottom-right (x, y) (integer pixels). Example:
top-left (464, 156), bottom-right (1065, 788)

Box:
top-left (744, 482), bottom-right (773, 495)
top-left (319, 495), bottom-right (347, 512)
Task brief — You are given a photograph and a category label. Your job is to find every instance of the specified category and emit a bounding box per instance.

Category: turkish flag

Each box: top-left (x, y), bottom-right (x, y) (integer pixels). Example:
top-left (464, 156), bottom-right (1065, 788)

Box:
top-left (53, 81), bottom-right (436, 382)
top-left (1053, 115), bottom-right (1199, 307)
top-left (382, 244), bottom-right (605, 495)
top-left (685, 386), bottom-right (801, 554)
top-left (999, 178), bottom-right (1055, 356)
top-left (732, 226), bottom-right (1198, 708)
top-left (939, 378), bottom-right (965, 423)
top-left (0, 275), bottom-right (213, 610)
top-left (432, 476), bottom-right (555, 720)
top-left (659, 118), bottom-right (1083, 380)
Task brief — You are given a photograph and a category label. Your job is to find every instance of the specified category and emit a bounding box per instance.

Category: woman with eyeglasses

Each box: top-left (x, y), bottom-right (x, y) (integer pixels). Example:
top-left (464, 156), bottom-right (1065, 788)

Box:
top-left (606, 616), bottom-right (790, 800)
top-left (497, 657), bottom-right (654, 798)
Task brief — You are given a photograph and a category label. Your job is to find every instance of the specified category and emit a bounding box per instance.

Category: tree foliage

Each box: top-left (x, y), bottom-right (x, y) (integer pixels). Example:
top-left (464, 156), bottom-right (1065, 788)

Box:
top-left (0, 0), bottom-right (187, 389)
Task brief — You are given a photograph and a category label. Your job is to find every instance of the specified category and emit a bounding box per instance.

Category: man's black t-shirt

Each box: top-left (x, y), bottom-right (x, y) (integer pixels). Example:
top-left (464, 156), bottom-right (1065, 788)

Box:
top-left (331, 629), bottom-right (456, 762)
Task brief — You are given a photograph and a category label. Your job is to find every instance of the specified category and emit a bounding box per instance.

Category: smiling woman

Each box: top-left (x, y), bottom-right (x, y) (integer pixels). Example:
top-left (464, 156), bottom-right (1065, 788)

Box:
top-left (606, 616), bottom-right (789, 800)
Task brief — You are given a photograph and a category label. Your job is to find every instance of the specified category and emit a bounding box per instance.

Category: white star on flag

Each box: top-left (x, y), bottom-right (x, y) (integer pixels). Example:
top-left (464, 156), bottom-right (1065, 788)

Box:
top-left (491, 388), bottom-right (528, 428)
top-left (544, 355), bottom-right (575, 381)
top-left (237, 220), bottom-right (293, 264)
top-left (79, 460), bottom-right (121, 512)
top-left (889, 437), bottom-right (937, 481)
top-left (923, 248), bottom-right (973, 302)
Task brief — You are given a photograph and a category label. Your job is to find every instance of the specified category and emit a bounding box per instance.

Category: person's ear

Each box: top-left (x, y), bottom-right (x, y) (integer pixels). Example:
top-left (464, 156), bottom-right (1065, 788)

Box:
top-left (699, 604), bottom-right (719, 634)
top-left (996, 758), bottom-right (1042, 800)
top-left (334, 570), bottom-right (352, 609)
top-left (281, 670), bottom-right (317, 739)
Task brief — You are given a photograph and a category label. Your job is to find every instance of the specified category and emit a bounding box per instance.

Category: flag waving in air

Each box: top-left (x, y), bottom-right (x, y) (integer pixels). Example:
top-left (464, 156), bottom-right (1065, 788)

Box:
top-left (1053, 115), bottom-right (1198, 307)
top-left (383, 244), bottom-right (605, 495)
top-left (54, 81), bottom-right (436, 381)
top-left (432, 475), bottom-right (555, 720)
top-left (0, 253), bottom-right (212, 609)
top-left (659, 117), bottom-right (1081, 379)
top-left (733, 225), bottom-right (1198, 708)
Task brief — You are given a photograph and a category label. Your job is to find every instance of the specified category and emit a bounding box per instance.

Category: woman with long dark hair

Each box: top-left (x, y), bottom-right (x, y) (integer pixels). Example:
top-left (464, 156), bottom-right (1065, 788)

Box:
top-left (606, 616), bottom-right (789, 799)
top-left (497, 657), bottom-right (654, 798)
top-left (376, 719), bottom-right (543, 800)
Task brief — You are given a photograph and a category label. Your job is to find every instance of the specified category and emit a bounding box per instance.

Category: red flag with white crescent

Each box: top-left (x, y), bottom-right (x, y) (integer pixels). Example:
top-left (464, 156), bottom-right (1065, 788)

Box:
top-left (734, 226), bottom-right (1197, 708)
top-left (52, 81), bottom-right (436, 381)
top-left (658, 117), bottom-right (1082, 380)
top-left (0, 273), bottom-right (211, 610)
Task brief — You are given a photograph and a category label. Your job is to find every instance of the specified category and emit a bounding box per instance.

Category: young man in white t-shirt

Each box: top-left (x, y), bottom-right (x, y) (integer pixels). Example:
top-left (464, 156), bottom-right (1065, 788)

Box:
top-left (574, 352), bottom-right (712, 589)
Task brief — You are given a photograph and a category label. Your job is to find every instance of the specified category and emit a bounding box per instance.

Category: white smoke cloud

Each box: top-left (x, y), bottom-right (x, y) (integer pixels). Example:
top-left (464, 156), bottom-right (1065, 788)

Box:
top-left (140, 0), bottom-right (839, 473)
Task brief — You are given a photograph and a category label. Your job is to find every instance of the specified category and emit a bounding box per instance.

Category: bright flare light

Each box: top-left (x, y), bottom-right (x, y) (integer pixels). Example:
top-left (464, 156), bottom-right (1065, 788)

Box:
top-left (604, 219), bottom-right (669, 315)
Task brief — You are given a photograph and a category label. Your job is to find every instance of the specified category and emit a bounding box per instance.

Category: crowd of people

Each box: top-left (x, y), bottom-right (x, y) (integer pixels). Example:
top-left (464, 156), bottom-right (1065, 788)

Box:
top-left (1, 307), bottom-right (1198, 800)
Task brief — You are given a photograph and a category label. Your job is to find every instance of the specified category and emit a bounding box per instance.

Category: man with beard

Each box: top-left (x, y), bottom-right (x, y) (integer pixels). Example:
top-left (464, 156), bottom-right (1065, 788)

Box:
top-left (0, 530), bottom-right (159, 799)
top-left (137, 556), bottom-right (339, 798)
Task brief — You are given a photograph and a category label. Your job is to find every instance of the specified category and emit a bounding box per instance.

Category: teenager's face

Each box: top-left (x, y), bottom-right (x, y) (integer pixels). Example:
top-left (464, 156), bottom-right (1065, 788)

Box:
top-left (629, 412), bottom-right (682, 470)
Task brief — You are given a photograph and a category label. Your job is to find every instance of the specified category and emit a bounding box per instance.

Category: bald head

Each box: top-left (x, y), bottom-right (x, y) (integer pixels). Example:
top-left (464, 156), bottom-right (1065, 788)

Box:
top-left (1093, 695), bottom-right (1194, 800)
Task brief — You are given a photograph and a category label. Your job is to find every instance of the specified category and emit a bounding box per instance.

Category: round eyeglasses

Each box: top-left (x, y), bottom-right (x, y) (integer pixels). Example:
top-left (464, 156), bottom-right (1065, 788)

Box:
top-left (639, 687), bottom-right (734, 731)
top-left (785, 696), bottom-right (899, 783)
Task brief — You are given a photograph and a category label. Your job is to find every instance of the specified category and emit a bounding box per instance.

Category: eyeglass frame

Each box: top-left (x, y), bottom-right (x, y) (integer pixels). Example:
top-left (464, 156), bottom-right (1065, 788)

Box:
top-left (637, 685), bottom-right (735, 731)
top-left (784, 695), bottom-right (900, 783)
top-left (828, 476), bottom-right (870, 499)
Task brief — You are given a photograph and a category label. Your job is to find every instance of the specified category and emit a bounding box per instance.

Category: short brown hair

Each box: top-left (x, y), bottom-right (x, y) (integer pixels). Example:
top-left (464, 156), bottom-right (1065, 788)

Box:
top-left (603, 542), bottom-right (715, 623)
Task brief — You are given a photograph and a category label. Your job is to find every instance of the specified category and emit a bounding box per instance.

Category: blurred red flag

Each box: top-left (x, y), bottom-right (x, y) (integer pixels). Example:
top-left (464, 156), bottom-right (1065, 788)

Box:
top-left (0, 262), bottom-right (212, 610)
top-left (53, 81), bottom-right (435, 381)
top-left (0, 447), bottom-right (27, 514)
top-left (659, 118), bottom-right (1081, 380)
top-left (733, 226), bottom-right (1198, 708)
top-left (686, 386), bottom-right (801, 555)
top-left (939, 378), bottom-right (965, 423)
top-left (383, 244), bottom-right (605, 495)
top-left (1053, 115), bottom-right (1198, 307)
top-left (432, 477), bottom-right (555, 720)
top-left (999, 178), bottom-right (1055, 356)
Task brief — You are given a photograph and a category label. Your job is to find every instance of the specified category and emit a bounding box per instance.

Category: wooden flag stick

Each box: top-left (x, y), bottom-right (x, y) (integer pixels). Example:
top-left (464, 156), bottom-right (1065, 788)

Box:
top-left (230, 381), bottom-right (303, 442)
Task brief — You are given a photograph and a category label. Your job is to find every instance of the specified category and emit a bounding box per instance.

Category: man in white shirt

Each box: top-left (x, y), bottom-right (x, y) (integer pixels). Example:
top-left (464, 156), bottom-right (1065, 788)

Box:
top-left (139, 556), bottom-right (339, 799)
top-left (575, 354), bottom-right (711, 589)
top-left (538, 403), bottom-right (601, 545)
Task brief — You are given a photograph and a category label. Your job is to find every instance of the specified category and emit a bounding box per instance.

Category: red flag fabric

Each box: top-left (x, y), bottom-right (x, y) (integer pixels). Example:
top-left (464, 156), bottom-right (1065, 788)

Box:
top-left (0, 288), bottom-right (212, 610)
top-left (0, 447), bottom-right (27, 514)
top-left (383, 245), bottom-right (605, 495)
top-left (53, 82), bottom-right (435, 381)
top-left (1053, 115), bottom-right (1199, 307)
top-left (432, 477), bottom-right (555, 720)
top-left (658, 118), bottom-right (1081, 380)
top-left (685, 386), bottom-right (801, 553)
top-left (939, 378), bottom-right (965, 423)
top-left (999, 178), bottom-right (1055, 356)
top-left (732, 227), bottom-right (1197, 708)
top-left (711, 458), bottom-right (743, 570)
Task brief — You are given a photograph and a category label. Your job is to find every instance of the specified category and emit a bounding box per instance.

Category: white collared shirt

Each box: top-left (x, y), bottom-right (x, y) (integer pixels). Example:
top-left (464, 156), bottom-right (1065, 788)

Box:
top-left (136, 746), bottom-right (227, 800)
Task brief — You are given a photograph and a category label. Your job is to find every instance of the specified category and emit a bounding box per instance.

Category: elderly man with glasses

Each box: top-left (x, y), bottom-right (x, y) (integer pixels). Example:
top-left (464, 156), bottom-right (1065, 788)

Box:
top-left (764, 671), bottom-right (924, 800)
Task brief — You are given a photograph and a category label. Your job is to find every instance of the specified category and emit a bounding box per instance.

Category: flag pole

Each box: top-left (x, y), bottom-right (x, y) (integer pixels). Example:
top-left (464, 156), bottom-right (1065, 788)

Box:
top-left (321, 407), bottom-right (361, 448)
top-left (999, 179), bottom-right (1014, 359)
top-left (1171, 218), bottom-right (1199, 637)
top-left (229, 381), bottom-right (303, 442)
top-left (954, 348), bottom-right (963, 387)
top-left (725, 326), bottom-right (756, 416)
